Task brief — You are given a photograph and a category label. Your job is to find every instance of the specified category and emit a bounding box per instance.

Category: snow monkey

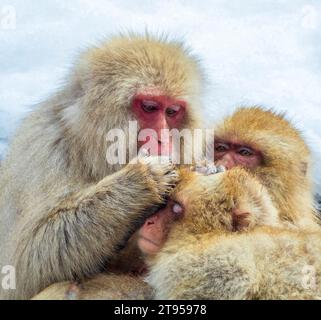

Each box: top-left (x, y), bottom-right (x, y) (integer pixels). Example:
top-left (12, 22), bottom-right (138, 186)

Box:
top-left (213, 107), bottom-right (319, 230)
top-left (146, 168), bottom-right (321, 299)
top-left (33, 107), bottom-right (321, 300)
top-left (34, 167), bottom-right (321, 300)
top-left (0, 33), bottom-right (204, 300)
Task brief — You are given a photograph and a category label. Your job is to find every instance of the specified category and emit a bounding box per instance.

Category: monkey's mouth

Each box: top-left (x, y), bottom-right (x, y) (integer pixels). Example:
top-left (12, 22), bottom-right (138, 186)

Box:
top-left (138, 235), bottom-right (162, 255)
top-left (139, 235), bottom-right (161, 247)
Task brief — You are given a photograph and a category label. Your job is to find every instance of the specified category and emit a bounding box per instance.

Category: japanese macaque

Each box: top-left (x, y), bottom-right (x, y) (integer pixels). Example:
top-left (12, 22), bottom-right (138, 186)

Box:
top-left (213, 107), bottom-right (319, 230)
top-left (34, 167), bottom-right (321, 300)
top-left (147, 168), bottom-right (321, 300)
top-left (32, 107), bottom-right (321, 300)
top-left (0, 34), bottom-right (204, 300)
top-left (33, 177), bottom-right (184, 300)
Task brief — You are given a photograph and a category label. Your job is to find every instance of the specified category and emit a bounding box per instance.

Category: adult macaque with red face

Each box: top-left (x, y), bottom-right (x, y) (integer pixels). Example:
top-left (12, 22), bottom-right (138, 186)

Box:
top-left (133, 94), bottom-right (188, 156)
top-left (0, 34), bottom-right (203, 300)
top-left (213, 107), bottom-right (318, 229)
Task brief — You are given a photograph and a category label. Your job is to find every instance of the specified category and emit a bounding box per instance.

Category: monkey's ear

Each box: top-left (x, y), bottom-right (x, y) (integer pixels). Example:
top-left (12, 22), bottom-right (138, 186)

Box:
top-left (231, 209), bottom-right (250, 232)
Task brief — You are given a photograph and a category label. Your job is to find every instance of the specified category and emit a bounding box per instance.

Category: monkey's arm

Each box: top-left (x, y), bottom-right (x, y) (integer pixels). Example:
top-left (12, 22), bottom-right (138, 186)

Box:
top-left (11, 158), bottom-right (176, 299)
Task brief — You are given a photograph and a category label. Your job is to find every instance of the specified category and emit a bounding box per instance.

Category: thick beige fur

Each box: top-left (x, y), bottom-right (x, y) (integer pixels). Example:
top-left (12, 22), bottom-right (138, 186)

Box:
top-left (33, 167), bottom-right (321, 300)
top-left (147, 168), bottom-right (321, 300)
top-left (0, 33), bottom-right (203, 300)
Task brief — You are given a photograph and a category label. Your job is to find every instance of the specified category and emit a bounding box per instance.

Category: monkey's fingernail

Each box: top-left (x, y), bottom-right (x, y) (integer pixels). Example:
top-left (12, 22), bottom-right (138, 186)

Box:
top-left (216, 165), bottom-right (226, 173)
top-left (195, 166), bottom-right (208, 174)
top-left (206, 166), bottom-right (218, 175)
top-left (159, 156), bottom-right (171, 164)
top-left (139, 148), bottom-right (150, 157)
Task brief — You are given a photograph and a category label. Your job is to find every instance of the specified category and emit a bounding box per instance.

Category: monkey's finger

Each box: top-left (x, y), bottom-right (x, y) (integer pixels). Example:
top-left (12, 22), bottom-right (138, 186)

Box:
top-left (143, 155), bottom-right (173, 165)
top-left (138, 148), bottom-right (150, 158)
top-left (194, 166), bottom-right (210, 174)
top-left (216, 165), bottom-right (226, 173)
top-left (205, 166), bottom-right (218, 175)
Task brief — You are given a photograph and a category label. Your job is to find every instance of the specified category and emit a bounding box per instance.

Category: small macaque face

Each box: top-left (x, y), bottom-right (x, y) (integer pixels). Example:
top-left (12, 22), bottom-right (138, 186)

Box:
top-left (132, 94), bottom-right (186, 156)
top-left (137, 170), bottom-right (228, 256)
top-left (137, 200), bottom-right (184, 255)
top-left (137, 167), bottom-right (278, 257)
top-left (214, 139), bottom-right (263, 170)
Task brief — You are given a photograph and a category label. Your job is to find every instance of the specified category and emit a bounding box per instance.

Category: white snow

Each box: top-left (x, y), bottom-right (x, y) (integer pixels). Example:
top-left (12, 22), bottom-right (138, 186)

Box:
top-left (0, 0), bottom-right (320, 190)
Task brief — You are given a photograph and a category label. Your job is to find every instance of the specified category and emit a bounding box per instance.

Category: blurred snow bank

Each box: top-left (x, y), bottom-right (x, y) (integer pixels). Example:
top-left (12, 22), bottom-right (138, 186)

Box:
top-left (0, 0), bottom-right (320, 190)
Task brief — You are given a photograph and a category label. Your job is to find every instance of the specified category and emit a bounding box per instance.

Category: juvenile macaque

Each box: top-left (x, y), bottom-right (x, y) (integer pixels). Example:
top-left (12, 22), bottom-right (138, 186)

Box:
top-left (35, 167), bottom-right (321, 300)
top-left (0, 34), bottom-right (203, 300)
top-left (213, 107), bottom-right (319, 229)
top-left (147, 168), bottom-right (321, 300)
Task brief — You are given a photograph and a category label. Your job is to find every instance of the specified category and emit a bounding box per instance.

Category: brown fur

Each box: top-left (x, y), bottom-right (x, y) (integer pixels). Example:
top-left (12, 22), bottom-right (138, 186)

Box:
top-left (33, 167), bottom-right (321, 300)
top-left (147, 168), bottom-right (321, 300)
top-left (215, 107), bottom-right (319, 229)
top-left (0, 33), bottom-right (203, 300)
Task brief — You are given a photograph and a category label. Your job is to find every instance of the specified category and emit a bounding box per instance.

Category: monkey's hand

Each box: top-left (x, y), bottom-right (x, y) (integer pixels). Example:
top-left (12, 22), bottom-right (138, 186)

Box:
top-left (190, 160), bottom-right (226, 175)
top-left (95, 153), bottom-right (178, 219)
top-left (13, 154), bottom-right (177, 299)
top-left (134, 153), bottom-right (179, 202)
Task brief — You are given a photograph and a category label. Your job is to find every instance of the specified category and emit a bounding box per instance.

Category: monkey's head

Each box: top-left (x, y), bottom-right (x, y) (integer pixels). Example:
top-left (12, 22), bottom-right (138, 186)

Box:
top-left (137, 167), bottom-right (280, 256)
top-left (213, 107), bottom-right (315, 226)
top-left (63, 34), bottom-right (203, 179)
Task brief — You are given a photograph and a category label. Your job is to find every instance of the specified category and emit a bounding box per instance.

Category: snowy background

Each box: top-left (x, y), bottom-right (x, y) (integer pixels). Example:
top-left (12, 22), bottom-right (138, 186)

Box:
top-left (0, 0), bottom-right (321, 193)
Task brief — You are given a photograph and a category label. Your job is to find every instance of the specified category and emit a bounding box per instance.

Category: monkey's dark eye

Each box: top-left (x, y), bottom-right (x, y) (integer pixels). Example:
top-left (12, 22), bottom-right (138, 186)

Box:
top-left (238, 147), bottom-right (253, 156)
top-left (141, 100), bottom-right (159, 113)
top-left (215, 143), bottom-right (229, 152)
top-left (166, 105), bottom-right (181, 117)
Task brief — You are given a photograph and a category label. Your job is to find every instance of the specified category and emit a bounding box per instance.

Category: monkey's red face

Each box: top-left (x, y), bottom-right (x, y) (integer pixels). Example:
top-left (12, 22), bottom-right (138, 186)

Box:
top-left (137, 200), bottom-right (184, 255)
top-left (132, 94), bottom-right (186, 156)
top-left (214, 140), bottom-right (263, 170)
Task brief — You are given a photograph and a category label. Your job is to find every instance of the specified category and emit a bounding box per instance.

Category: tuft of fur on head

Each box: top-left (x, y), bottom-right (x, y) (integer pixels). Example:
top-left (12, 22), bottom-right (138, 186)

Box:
top-left (215, 106), bottom-right (318, 228)
top-left (146, 167), bottom-right (281, 299)
top-left (170, 167), bottom-right (280, 235)
top-left (38, 33), bottom-right (204, 181)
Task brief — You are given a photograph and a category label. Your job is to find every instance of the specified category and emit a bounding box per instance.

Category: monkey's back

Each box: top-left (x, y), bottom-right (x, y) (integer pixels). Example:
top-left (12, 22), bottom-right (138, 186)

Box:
top-left (148, 228), bottom-right (321, 300)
